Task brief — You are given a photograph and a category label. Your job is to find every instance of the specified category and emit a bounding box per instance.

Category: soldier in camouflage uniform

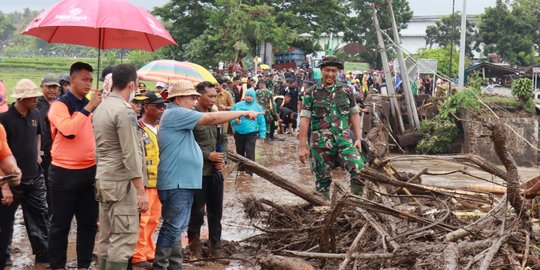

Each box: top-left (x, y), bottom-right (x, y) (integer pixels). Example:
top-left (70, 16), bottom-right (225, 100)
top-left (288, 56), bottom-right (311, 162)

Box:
top-left (298, 55), bottom-right (365, 196)
top-left (256, 80), bottom-right (278, 139)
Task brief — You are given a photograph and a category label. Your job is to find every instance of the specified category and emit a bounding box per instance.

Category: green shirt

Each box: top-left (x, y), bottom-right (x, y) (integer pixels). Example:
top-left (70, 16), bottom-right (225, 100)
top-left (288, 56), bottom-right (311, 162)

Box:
top-left (300, 82), bottom-right (359, 141)
top-left (193, 109), bottom-right (228, 176)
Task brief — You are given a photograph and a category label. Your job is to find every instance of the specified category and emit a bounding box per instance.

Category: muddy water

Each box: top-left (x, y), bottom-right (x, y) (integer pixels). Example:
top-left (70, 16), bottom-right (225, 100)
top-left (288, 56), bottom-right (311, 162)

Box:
top-left (8, 134), bottom-right (539, 269)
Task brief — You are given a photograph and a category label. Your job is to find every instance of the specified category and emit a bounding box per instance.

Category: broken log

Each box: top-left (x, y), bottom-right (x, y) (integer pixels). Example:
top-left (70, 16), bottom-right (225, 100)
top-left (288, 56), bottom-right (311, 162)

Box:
top-left (228, 151), bottom-right (329, 206)
top-left (488, 123), bottom-right (531, 229)
top-left (259, 255), bottom-right (315, 270)
top-left (222, 161), bottom-right (240, 179)
top-left (285, 250), bottom-right (394, 259)
top-left (356, 207), bottom-right (400, 251)
top-left (379, 154), bottom-right (508, 181)
top-left (444, 194), bottom-right (507, 242)
top-left (360, 166), bottom-right (494, 202)
top-left (338, 224), bottom-right (369, 270)
top-left (443, 242), bottom-right (459, 270)
top-left (478, 234), bottom-right (511, 270)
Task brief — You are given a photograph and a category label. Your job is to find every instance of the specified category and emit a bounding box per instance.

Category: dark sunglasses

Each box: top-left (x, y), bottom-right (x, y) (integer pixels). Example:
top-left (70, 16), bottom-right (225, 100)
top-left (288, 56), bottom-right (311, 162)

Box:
top-left (148, 103), bottom-right (166, 109)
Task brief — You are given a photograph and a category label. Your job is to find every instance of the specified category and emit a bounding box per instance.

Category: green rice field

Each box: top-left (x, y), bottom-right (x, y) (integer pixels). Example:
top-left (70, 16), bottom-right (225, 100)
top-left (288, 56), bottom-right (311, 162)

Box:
top-left (0, 57), bottom-right (157, 102)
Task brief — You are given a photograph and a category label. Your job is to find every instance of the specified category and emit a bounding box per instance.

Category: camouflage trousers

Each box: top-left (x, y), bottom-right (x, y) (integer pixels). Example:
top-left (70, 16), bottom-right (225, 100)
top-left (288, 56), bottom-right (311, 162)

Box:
top-left (310, 135), bottom-right (365, 193)
top-left (264, 110), bottom-right (274, 132)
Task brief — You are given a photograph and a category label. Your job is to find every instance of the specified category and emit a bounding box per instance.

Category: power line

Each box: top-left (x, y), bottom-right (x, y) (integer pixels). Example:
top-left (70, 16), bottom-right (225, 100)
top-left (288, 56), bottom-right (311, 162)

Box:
top-left (378, 29), bottom-right (540, 152)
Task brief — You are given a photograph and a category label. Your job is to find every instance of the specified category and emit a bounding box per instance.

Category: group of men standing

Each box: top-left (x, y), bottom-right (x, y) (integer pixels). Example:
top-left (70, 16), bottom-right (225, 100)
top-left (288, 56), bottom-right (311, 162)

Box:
top-left (0, 60), bottom-right (262, 270)
top-left (0, 54), bottom-right (367, 270)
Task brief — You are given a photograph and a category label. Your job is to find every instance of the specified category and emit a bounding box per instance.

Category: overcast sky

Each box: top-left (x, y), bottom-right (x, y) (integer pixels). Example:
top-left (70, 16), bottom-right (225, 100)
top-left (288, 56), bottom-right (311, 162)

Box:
top-left (1, 0), bottom-right (497, 15)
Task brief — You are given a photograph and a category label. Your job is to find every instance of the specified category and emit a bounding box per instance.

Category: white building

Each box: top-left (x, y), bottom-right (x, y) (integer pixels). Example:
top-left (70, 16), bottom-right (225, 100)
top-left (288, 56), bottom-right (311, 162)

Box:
top-left (401, 15), bottom-right (480, 57)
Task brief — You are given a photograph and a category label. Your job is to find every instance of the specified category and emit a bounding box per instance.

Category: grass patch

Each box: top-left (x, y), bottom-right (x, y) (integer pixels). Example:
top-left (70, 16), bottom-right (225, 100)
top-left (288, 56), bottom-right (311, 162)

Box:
top-left (480, 95), bottom-right (524, 112)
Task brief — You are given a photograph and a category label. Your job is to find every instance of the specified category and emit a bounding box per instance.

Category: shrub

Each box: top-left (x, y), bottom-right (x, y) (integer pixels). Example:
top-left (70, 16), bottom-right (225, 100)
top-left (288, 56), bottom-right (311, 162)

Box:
top-left (417, 89), bottom-right (480, 154)
top-left (511, 78), bottom-right (533, 101)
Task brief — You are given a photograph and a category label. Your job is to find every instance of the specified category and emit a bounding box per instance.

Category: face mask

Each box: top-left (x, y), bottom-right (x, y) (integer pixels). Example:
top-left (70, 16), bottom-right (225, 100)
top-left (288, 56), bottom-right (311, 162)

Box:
top-left (128, 88), bottom-right (136, 101)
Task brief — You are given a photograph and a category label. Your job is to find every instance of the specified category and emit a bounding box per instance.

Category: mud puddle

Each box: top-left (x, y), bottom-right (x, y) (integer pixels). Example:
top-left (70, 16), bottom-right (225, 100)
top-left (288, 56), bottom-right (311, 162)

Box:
top-left (8, 133), bottom-right (539, 269)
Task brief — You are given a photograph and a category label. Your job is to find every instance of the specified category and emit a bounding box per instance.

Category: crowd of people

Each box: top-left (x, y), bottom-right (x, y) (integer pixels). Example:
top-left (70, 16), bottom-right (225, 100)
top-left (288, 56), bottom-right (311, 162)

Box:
top-left (0, 55), bottom-right (373, 270)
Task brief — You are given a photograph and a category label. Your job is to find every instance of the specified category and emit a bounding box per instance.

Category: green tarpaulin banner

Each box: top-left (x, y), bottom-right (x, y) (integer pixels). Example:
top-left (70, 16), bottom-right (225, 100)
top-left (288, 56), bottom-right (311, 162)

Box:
top-left (344, 62), bottom-right (369, 73)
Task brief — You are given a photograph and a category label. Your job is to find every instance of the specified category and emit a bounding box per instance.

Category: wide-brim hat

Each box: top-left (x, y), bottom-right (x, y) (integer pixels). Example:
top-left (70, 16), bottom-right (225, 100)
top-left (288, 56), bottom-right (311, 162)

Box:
top-left (167, 80), bottom-right (201, 99)
top-left (11, 79), bottom-right (43, 99)
top-left (317, 55), bottom-right (344, 69)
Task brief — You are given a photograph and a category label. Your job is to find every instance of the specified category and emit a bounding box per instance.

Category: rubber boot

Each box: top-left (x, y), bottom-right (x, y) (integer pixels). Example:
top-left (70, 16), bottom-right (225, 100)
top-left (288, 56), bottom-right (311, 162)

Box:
top-left (188, 235), bottom-right (202, 260)
top-left (98, 256), bottom-right (108, 270)
top-left (320, 190), bottom-right (330, 199)
top-left (209, 241), bottom-right (225, 258)
top-left (350, 181), bottom-right (364, 196)
top-left (106, 260), bottom-right (129, 270)
top-left (168, 240), bottom-right (183, 269)
top-left (152, 246), bottom-right (173, 270)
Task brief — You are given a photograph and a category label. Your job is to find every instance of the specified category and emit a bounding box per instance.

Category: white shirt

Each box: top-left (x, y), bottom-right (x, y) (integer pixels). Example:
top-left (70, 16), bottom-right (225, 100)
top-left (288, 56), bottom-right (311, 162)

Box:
top-left (143, 122), bottom-right (158, 135)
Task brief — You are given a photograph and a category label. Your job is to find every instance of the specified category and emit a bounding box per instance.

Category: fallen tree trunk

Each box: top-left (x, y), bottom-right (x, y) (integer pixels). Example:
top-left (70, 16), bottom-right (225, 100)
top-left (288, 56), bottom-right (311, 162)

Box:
top-left (359, 166), bottom-right (494, 202)
top-left (379, 154), bottom-right (508, 181)
top-left (443, 242), bottom-right (459, 270)
top-left (443, 194), bottom-right (507, 242)
top-left (285, 250), bottom-right (394, 259)
top-left (228, 151), bottom-right (329, 206)
top-left (489, 123), bottom-right (531, 229)
top-left (259, 255), bottom-right (315, 270)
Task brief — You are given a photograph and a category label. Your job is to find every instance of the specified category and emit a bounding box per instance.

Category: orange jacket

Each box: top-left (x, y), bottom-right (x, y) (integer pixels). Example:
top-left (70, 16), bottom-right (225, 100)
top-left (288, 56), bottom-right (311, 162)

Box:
top-left (48, 101), bottom-right (96, 169)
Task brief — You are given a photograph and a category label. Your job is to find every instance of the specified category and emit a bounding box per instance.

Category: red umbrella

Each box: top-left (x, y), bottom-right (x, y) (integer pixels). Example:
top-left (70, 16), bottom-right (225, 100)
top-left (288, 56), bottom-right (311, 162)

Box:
top-left (22, 0), bottom-right (177, 87)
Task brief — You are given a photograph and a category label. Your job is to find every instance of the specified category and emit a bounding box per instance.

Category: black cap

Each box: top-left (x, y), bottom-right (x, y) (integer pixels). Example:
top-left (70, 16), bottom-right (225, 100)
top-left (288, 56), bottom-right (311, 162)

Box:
top-left (100, 65), bottom-right (114, 81)
top-left (217, 77), bottom-right (229, 84)
top-left (144, 91), bottom-right (165, 104)
top-left (59, 73), bottom-right (70, 83)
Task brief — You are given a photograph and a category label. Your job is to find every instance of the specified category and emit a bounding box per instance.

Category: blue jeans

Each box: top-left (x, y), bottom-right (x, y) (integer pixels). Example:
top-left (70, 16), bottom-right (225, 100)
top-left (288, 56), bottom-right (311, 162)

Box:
top-left (156, 189), bottom-right (194, 248)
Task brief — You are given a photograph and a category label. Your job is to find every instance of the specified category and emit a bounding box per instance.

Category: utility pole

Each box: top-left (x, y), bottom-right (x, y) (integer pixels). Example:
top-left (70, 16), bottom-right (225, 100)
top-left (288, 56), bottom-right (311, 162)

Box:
top-left (372, 4), bottom-right (405, 133)
top-left (449, 0), bottom-right (456, 94)
top-left (458, 0), bottom-right (467, 88)
top-left (387, 0), bottom-right (420, 129)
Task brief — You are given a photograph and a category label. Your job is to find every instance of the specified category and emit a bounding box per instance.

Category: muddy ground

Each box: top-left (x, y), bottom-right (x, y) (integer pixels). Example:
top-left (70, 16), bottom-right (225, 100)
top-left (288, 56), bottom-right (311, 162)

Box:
top-left (8, 134), bottom-right (540, 269)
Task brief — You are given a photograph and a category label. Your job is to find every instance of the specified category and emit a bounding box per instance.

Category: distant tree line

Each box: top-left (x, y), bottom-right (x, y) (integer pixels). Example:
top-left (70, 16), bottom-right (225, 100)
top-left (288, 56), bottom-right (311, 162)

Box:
top-left (424, 0), bottom-right (540, 67)
top-left (4, 0), bottom-right (538, 71)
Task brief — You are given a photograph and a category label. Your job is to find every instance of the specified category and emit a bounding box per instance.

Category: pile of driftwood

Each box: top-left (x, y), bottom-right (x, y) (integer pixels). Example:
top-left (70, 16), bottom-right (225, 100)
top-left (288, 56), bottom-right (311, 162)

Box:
top-left (228, 122), bottom-right (539, 270)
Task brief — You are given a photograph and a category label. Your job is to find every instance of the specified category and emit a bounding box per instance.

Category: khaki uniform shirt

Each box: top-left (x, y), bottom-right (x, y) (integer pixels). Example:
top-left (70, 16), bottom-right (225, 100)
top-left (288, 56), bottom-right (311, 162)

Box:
top-left (216, 89), bottom-right (234, 111)
top-left (93, 93), bottom-right (143, 183)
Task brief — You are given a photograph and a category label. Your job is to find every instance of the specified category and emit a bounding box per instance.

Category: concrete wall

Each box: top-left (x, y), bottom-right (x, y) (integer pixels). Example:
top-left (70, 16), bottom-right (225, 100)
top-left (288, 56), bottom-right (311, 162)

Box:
top-left (461, 113), bottom-right (539, 166)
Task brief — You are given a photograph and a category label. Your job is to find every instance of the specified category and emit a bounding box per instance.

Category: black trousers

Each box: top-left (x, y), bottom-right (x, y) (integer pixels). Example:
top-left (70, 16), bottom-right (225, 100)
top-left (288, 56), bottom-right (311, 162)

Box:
top-left (187, 172), bottom-right (224, 246)
top-left (40, 156), bottom-right (52, 217)
top-left (47, 165), bottom-right (98, 269)
top-left (0, 176), bottom-right (49, 268)
top-left (234, 132), bottom-right (258, 172)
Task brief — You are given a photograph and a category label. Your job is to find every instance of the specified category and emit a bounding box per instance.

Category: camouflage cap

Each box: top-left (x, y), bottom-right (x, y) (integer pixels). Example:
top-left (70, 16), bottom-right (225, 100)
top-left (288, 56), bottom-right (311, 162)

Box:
top-left (42, 73), bottom-right (60, 86)
top-left (317, 55), bottom-right (344, 69)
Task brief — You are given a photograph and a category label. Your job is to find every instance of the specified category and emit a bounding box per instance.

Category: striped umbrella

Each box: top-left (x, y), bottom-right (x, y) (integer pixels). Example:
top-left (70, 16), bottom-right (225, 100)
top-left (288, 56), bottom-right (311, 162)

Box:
top-left (137, 60), bottom-right (217, 84)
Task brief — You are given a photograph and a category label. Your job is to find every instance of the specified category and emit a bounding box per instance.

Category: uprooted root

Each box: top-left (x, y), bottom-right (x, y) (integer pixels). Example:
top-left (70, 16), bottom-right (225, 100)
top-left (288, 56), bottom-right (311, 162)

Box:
top-left (241, 191), bottom-right (540, 270)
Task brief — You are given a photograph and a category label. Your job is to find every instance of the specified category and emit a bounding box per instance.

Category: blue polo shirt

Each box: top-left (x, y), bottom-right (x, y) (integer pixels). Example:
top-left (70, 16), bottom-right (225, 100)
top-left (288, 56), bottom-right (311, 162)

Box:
top-left (157, 103), bottom-right (204, 190)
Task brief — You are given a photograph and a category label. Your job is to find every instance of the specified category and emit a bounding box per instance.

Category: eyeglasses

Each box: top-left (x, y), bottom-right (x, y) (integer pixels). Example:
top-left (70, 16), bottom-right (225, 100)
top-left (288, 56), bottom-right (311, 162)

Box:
top-left (148, 103), bottom-right (166, 109)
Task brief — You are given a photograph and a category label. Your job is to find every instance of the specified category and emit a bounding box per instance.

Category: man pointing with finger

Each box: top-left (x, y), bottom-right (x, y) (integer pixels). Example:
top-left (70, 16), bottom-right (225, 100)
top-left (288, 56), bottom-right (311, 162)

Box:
top-left (154, 80), bottom-right (262, 269)
top-left (93, 64), bottom-right (149, 269)
top-left (298, 55), bottom-right (365, 198)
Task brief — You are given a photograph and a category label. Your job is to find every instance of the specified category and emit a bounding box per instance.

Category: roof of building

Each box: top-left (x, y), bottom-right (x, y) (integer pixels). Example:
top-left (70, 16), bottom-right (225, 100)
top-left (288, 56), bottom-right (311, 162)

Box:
top-left (465, 62), bottom-right (522, 78)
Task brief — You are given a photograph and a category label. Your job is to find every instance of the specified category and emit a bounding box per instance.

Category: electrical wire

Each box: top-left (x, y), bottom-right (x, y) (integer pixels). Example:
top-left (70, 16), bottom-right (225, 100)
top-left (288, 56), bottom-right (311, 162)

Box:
top-left (377, 26), bottom-right (540, 152)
